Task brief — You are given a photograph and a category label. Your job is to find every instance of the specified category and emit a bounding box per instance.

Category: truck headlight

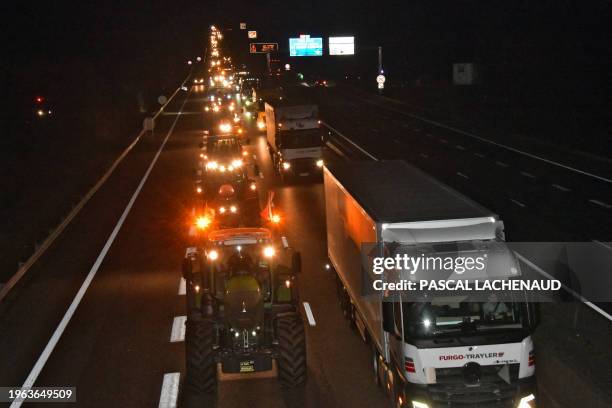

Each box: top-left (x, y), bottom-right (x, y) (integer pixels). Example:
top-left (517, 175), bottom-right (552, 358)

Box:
top-left (206, 161), bottom-right (218, 170)
top-left (316, 159), bottom-right (324, 167)
top-left (517, 394), bottom-right (535, 408)
top-left (412, 402), bottom-right (429, 408)
top-left (230, 205), bottom-right (237, 213)
top-left (257, 121), bottom-right (265, 130)
top-left (282, 162), bottom-right (291, 170)
top-left (219, 206), bottom-right (226, 214)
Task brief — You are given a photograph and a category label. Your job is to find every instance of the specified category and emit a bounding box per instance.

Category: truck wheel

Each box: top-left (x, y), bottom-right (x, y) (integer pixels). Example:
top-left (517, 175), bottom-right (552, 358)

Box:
top-left (276, 312), bottom-right (307, 387)
top-left (185, 317), bottom-right (217, 394)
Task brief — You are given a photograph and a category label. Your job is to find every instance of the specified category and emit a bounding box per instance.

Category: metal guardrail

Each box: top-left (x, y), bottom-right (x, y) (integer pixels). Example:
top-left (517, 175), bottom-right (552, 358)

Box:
top-left (0, 74), bottom-right (192, 302)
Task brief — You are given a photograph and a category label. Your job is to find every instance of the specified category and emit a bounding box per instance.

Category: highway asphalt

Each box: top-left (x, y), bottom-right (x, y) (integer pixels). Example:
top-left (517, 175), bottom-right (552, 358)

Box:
top-left (1, 81), bottom-right (611, 408)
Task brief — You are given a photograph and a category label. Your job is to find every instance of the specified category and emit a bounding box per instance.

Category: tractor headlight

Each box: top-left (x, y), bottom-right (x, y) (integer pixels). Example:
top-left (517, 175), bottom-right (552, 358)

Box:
top-left (206, 161), bottom-right (218, 170)
top-left (263, 246), bottom-right (275, 258)
top-left (316, 159), bottom-right (324, 167)
top-left (282, 162), bottom-right (291, 170)
top-left (219, 206), bottom-right (226, 214)
top-left (257, 121), bottom-right (265, 130)
top-left (230, 205), bottom-right (237, 213)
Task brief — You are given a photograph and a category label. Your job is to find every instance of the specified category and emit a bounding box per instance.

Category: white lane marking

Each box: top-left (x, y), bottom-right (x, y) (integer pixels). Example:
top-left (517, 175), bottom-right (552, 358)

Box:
top-left (419, 153), bottom-right (429, 159)
top-left (179, 278), bottom-right (186, 295)
top-left (9, 90), bottom-right (191, 408)
top-left (281, 236), bottom-right (289, 249)
top-left (303, 302), bottom-right (317, 327)
top-left (170, 316), bottom-right (187, 342)
top-left (496, 161), bottom-right (509, 168)
top-left (0, 79), bottom-right (188, 302)
top-left (364, 97), bottom-right (612, 184)
top-left (593, 240), bottom-right (612, 252)
top-left (159, 372), bottom-right (180, 408)
top-left (393, 138), bottom-right (402, 144)
top-left (510, 199), bottom-right (526, 208)
top-left (474, 152), bottom-right (486, 158)
top-left (456, 172), bottom-right (469, 179)
top-left (326, 141), bottom-right (348, 160)
top-left (455, 144), bottom-right (466, 150)
top-left (413, 128), bottom-right (422, 132)
top-left (371, 128), bottom-right (380, 133)
top-left (514, 252), bottom-right (612, 323)
top-left (321, 122), bottom-right (379, 161)
top-left (589, 199), bottom-right (612, 209)
top-left (426, 133), bottom-right (434, 138)
top-left (439, 138), bottom-right (448, 144)
top-left (521, 171), bottom-right (536, 178)
top-left (552, 184), bottom-right (572, 192)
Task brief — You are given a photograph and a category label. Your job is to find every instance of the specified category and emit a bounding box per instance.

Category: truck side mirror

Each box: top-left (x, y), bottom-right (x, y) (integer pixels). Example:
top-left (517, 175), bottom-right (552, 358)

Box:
top-left (182, 257), bottom-right (192, 280)
top-left (382, 301), bottom-right (395, 333)
top-left (292, 252), bottom-right (302, 274)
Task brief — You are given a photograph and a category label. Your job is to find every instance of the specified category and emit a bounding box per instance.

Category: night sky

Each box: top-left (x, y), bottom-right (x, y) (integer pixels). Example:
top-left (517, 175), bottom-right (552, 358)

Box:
top-left (2, 0), bottom-right (611, 128)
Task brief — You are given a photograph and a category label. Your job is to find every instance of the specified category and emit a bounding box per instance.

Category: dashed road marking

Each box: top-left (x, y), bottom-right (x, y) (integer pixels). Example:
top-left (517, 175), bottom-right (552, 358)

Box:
top-left (303, 302), bottom-right (317, 327)
top-left (510, 199), bottom-right (526, 208)
top-left (552, 184), bottom-right (572, 192)
top-left (426, 133), bottom-right (434, 138)
top-left (474, 152), bottom-right (486, 158)
top-left (419, 153), bottom-right (429, 159)
top-left (456, 172), bottom-right (469, 179)
top-left (589, 199), bottom-right (612, 209)
top-left (413, 128), bottom-right (422, 132)
top-left (439, 138), bottom-right (448, 144)
top-left (521, 171), bottom-right (536, 178)
top-left (170, 316), bottom-right (187, 342)
top-left (179, 278), bottom-right (186, 295)
top-left (496, 161), bottom-right (509, 168)
top-left (455, 145), bottom-right (466, 150)
top-left (158, 372), bottom-right (180, 408)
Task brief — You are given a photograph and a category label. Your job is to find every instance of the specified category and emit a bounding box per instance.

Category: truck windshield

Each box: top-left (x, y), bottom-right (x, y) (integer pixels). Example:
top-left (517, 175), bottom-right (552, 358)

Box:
top-left (279, 129), bottom-right (322, 149)
top-left (401, 297), bottom-right (526, 339)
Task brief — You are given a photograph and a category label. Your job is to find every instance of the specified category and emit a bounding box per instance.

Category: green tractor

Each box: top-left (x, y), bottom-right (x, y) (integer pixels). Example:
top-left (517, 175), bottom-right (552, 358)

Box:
top-left (182, 227), bottom-right (306, 394)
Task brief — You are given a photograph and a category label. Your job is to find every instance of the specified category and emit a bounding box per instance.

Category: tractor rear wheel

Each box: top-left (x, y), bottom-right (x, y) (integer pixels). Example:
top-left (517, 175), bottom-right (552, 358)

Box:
top-left (276, 312), bottom-right (307, 387)
top-left (185, 317), bottom-right (217, 394)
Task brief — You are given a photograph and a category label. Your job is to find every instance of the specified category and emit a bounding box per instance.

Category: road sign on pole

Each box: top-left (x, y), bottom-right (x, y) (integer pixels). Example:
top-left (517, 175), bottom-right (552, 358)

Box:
top-left (240, 23), bottom-right (246, 29)
top-left (249, 43), bottom-right (278, 53)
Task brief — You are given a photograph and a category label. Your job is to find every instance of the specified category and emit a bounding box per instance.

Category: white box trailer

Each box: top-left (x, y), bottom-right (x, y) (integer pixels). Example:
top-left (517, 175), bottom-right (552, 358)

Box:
top-left (324, 160), bottom-right (538, 408)
top-left (265, 100), bottom-right (324, 180)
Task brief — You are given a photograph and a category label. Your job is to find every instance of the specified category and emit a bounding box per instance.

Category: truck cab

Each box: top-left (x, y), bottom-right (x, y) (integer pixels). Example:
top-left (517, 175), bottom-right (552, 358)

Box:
top-left (265, 101), bottom-right (324, 180)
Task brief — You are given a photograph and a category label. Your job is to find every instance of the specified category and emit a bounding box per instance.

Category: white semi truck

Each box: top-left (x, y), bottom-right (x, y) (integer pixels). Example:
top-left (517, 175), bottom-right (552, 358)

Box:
top-left (265, 100), bottom-right (324, 180)
top-left (324, 160), bottom-right (538, 408)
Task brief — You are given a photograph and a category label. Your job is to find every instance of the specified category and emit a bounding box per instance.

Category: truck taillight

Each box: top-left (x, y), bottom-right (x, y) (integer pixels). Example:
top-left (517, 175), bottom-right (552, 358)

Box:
top-left (404, 357), bottom-right (415, 373)
top-left (528, 350), bottom-right (535, 367)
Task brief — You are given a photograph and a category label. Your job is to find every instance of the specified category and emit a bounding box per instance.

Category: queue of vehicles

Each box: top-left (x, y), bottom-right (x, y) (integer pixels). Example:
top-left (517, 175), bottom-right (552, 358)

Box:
top-left (181, 25), bottom-right (308, 396)
top-left (181, 24), bottom-right (539, 408)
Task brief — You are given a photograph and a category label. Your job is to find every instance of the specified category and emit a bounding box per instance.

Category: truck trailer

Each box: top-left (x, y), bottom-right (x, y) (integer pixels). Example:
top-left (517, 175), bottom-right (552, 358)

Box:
top-left (265, 100), bottom-right (324, 180)
top-left (324, 160), bottom-right (538, 408)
